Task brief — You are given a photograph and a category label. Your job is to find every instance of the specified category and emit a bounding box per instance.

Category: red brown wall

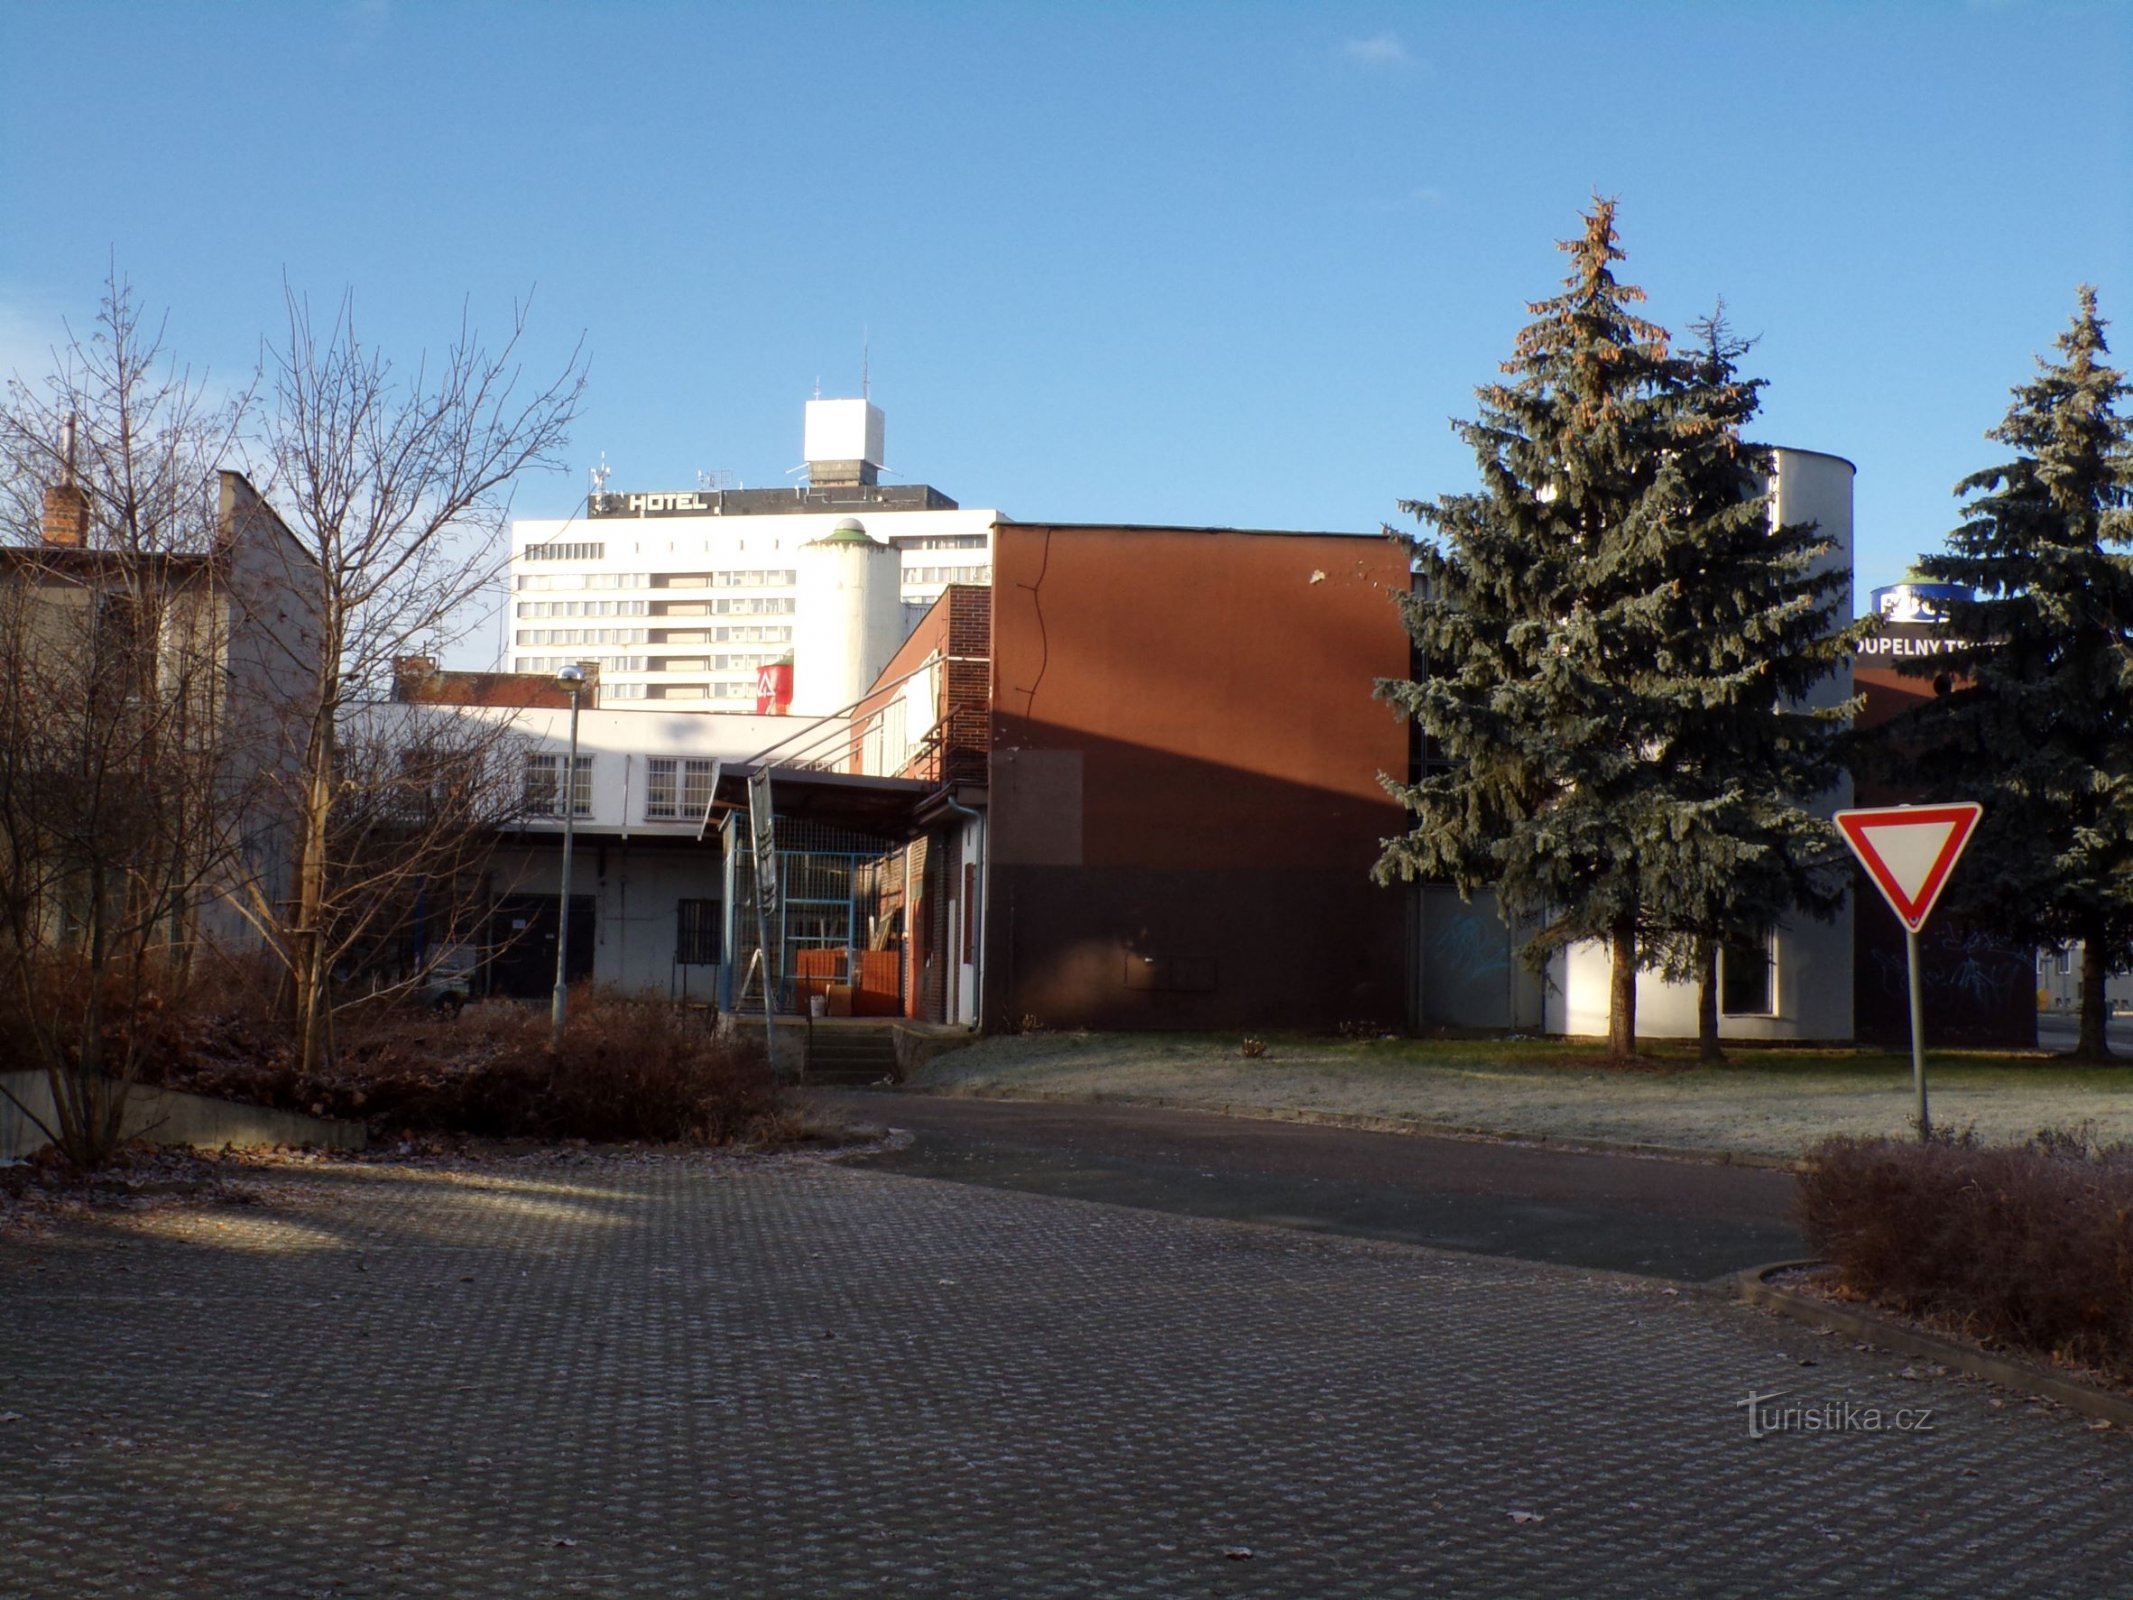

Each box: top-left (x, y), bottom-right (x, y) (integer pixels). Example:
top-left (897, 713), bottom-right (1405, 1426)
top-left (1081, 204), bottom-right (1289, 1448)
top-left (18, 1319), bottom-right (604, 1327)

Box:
top-left (984, 523), bottom-right (1412, 1031)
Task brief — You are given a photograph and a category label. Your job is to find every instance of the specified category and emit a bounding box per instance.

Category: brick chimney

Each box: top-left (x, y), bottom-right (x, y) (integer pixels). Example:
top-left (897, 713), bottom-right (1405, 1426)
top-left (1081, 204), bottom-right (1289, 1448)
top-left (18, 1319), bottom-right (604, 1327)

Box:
top-left (392, 655), bottom-right (442, 701)
top-left (41, 416), bottom-right (88, 547)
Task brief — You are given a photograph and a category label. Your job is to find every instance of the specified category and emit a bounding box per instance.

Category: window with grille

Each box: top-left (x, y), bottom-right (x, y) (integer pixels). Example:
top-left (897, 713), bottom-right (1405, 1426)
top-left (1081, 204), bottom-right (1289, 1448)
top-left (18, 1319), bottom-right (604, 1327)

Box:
top-left (523, 752), bottom-right (593, 817)
top-left (676, 899), bottom-right (720, 965)
top-left (643, 757), bottom-right (718, 820)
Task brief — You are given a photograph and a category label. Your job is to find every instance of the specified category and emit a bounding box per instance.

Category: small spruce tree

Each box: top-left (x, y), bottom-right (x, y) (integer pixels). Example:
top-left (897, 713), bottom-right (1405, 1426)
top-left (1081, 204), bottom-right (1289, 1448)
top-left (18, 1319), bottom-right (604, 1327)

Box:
top-left (1904, 288), bottom-right (2133, 1061)
top-left (1377, 206), bottom-right (1858, 1061)
top-left (1377, 201), bottom-right (1683, 1060)
top-left (1635, 312), bottom-right (1862, 1062)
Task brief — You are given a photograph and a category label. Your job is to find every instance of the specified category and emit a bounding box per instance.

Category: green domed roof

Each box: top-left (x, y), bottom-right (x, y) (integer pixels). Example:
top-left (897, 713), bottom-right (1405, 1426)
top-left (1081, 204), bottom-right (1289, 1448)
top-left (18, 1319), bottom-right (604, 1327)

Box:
top-left (808, 515), bottom-right (877, 547)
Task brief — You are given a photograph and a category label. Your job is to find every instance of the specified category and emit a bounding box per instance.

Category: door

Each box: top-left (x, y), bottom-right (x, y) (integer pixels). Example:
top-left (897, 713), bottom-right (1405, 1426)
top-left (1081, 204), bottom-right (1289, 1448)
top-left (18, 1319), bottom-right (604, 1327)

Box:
top-left (488, 894), bottom-right (596, 999)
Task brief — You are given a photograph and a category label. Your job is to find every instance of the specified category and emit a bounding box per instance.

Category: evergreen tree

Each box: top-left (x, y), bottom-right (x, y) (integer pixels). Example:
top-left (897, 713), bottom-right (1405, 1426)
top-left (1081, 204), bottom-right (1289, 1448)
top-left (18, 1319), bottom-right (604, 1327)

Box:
top-left (1376, 201), bottom-right (1682, 1060)
top-left (1904, 288), bottom-right (2133, 1061)
top-left (1376, 204), bottom-right (1857, 1060)
top-left (1636, 312), bottom-right (1861, 1062)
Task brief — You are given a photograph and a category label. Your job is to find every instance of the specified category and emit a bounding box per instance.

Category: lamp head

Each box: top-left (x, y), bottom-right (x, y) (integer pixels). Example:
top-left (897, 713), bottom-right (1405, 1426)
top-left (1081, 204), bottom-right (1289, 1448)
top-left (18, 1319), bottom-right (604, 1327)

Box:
top-left (556, 663), bottom-right (587, 689)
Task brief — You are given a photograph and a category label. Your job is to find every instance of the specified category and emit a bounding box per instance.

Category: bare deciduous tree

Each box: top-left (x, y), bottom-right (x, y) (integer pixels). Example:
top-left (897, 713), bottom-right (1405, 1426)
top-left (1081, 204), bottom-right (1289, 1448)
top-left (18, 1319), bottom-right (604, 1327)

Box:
top-left (238, 290), bottom-right (585, 1074)
top-left (0, 273), bottom-right (256, 1166)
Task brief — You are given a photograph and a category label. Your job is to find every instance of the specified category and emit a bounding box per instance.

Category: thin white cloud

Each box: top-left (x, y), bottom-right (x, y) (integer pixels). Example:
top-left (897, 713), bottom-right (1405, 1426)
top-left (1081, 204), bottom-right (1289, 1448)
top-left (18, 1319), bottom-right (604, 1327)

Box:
top-left (1370, 185), bottom-right (1448, 215)
top-left (1341, 32), bottom-right (1414, 70)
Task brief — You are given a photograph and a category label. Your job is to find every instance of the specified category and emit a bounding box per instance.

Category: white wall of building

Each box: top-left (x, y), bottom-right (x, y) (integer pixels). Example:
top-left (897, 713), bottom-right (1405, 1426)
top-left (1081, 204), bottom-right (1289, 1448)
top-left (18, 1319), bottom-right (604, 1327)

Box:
top-left (492, 839), bottom-right (726, 1002)
top-left (1551, 910), bottom-right (1855, 1041)
top-left (450, 704), bottom-right (845, 832)
top-left (1550, 446), bottom-right (1860, 1043)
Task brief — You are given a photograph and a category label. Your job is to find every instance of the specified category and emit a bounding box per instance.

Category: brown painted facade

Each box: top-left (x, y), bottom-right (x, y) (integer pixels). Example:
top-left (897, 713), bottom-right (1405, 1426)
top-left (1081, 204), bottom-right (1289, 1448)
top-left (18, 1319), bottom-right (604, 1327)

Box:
top-left (982, 523), bottom-right (1413, 1031)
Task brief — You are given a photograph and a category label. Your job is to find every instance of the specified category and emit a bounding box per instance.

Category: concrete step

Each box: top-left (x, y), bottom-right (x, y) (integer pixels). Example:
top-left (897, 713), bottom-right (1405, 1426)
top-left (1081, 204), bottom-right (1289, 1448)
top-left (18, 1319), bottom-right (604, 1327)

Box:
top-left (804, 1027), bottom-right (903, 1085)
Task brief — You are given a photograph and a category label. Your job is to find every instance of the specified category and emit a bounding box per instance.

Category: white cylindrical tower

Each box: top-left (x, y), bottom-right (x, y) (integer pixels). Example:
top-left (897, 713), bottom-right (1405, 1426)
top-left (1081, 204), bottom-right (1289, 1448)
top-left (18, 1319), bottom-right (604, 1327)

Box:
top-left (792, 517), bottom-right (904, 715)
top-left (1768, 446), bottom-right (1857, 716)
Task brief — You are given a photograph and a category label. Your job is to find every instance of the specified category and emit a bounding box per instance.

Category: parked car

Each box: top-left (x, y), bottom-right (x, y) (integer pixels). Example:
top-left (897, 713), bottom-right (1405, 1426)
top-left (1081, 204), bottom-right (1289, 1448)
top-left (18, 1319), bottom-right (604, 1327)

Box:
top-left (411, 944), bottom-right (480, 1015)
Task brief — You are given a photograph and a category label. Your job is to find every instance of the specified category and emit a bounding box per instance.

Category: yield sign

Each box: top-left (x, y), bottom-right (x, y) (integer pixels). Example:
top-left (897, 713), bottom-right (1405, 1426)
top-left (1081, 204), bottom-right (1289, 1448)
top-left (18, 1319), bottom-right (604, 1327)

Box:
top-left (1834, 804), bottom-right (1983, 933)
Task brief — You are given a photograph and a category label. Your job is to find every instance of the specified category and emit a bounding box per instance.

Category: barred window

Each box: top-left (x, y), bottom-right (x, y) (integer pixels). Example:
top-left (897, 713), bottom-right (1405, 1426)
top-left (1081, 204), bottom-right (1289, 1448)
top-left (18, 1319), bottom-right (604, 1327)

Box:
top-left (643, 757), bottom-right (717, 820)
top-left (676, 899), bottom-right (720, 965)
top-left (523, 752), bottom-right (593, 818)
top-left (524, 541), bottom-right (604, 562)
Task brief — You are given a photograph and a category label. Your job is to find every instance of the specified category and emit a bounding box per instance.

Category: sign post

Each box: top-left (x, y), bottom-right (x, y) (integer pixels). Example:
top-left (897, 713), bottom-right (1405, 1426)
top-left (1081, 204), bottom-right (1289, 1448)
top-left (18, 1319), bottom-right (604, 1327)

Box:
top-left (1834, 803), bottom-right (1984, 1141)
top-left (747, 767), bottom-right (781, 1077)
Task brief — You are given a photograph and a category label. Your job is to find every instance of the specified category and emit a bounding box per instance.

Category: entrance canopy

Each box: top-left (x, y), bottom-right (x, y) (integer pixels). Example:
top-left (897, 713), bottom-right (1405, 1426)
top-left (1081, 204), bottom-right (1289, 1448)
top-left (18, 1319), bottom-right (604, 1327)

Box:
top-left (706, 764), bottom-right (932, 839)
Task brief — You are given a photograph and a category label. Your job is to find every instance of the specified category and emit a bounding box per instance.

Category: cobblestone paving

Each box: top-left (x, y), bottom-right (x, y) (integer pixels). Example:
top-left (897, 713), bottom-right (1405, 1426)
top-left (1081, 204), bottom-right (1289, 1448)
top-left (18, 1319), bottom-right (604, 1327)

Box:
top-left (1, 1153), bottom-right (2128, 1598)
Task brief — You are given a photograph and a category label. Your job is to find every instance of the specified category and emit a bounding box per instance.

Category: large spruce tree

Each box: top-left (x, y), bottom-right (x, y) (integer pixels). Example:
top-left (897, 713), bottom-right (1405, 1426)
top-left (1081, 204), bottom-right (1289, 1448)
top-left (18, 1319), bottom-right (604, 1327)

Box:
top-left (1377, 204), bottom-right (1855, 1060)
top-left (1904, 288), bottom-right (2133, 1061)
top-left (1635, 313), bottom-right (1861, 1061)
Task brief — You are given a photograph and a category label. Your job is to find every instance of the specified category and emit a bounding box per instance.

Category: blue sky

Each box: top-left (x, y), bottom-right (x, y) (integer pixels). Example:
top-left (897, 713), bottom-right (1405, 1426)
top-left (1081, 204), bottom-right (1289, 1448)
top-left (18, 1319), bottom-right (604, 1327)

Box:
top-left (3, 2), bottom-right (2128, 654)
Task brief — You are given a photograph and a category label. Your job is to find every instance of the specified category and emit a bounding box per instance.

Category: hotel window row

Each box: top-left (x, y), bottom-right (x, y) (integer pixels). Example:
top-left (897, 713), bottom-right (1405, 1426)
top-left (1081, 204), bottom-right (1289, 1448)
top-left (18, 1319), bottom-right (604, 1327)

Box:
top-left (516, 627), bottom-right (649, 646)
top-left (516, 599), bottom-right (650, 618)
top-left (517, 572), bottom-right (650, 591)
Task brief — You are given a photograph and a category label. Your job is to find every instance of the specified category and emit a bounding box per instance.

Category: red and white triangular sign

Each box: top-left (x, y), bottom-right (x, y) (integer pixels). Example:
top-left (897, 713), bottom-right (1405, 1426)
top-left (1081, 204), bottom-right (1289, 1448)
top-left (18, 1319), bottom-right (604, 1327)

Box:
top-left (1834, 804), bottom-right (1983, 933)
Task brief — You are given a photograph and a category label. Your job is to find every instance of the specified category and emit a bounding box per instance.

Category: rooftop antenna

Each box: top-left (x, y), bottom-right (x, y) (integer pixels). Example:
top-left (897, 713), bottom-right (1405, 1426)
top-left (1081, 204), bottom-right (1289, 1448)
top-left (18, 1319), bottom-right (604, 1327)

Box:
top-left (588, 452), bottom-right (611, 495)
top-left (812, 376), bottom-right (822, 400)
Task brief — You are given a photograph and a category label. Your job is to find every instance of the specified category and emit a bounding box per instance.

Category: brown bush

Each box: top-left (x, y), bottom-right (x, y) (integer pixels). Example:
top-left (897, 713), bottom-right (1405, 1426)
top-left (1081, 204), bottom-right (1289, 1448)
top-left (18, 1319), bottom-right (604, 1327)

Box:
top-left (49, 965), bottom-right (787, 1147)
top-left (1798, 1130), bottom-right (2133, 1381)
top-left (273, 990), bottom-right (784, 1145)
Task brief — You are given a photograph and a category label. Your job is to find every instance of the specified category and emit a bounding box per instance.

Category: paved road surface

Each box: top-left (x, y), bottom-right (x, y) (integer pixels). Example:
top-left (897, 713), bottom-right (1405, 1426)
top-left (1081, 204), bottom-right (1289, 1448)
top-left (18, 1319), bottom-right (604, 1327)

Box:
top-left (4, 1153), bottom-right (2129, 1597)
top-left (820, 1090), bottom-right (1803, 1282)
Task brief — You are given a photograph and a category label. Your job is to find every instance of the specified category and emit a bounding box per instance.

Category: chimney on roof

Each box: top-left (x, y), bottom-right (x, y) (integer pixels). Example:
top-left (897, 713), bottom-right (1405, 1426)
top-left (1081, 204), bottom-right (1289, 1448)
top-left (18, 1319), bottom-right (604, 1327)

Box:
top-left (392, 655), bottom-right (441, 701)
top-left (41, 416), bottom-right (88, 548)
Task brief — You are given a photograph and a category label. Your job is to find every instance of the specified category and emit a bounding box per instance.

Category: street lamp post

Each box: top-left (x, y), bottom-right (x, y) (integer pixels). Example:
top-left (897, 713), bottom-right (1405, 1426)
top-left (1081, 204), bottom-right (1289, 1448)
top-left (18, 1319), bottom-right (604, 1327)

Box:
top-left (550, 663), bottom-right (586, 1051)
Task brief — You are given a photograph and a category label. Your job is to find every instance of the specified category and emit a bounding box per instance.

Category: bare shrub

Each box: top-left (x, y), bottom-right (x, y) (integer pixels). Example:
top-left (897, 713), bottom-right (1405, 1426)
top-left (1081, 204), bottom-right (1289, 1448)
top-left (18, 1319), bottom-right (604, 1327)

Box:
top-left (124, 982), bottom-right (781, 1147)
top-left (1798, 1130), bottom-right (2133, 1381)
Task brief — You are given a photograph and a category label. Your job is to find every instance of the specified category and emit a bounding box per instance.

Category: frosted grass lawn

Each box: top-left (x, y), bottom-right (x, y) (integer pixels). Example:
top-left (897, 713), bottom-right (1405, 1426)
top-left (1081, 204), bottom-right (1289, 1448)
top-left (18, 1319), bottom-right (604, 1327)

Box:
top-left (910, 1033), bottom-right (2133, 1162)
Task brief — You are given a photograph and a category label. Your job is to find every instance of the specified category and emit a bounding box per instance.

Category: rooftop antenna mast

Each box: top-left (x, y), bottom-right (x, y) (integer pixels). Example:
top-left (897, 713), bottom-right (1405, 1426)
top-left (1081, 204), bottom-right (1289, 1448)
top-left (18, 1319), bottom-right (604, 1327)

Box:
top-left (587, 452), bottom-right (610, 496)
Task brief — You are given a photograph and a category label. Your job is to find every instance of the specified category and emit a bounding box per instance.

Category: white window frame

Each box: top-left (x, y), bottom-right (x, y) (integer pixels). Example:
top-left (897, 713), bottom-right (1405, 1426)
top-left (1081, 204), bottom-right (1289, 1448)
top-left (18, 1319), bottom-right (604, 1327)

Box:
top-left (524, 752), bottom-right (593, 818)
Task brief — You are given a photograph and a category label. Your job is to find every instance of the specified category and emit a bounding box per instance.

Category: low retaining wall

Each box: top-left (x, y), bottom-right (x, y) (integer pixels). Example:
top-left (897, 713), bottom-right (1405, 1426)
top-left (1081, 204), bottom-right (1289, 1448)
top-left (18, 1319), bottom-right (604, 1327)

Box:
top-left (0, 1070), bottom-right (366, 1161)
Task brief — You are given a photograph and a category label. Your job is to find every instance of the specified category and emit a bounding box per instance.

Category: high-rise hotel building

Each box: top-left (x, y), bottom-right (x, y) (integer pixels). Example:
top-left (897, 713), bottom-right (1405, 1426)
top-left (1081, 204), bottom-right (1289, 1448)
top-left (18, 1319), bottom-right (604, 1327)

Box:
top-left (504, 398), bottom-right (997, 712)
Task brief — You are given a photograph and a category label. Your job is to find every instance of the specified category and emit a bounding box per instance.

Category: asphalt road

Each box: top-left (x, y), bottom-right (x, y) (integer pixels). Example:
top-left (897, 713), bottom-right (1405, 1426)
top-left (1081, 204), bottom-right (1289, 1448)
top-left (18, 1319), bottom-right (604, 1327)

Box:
top-left (817, 1090), bottom-right (1804, 1282)
top-left (2036, 1012), bottom-right (2133, 1054)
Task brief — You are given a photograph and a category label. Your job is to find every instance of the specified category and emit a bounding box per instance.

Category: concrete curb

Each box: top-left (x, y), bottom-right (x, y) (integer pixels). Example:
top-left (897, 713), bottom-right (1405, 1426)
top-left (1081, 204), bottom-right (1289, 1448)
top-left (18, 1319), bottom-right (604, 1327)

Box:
top-left (1731, 1260), bottom-right (2133, 1429)
top-left (910, 1085), bottom-right (1804, 1171)
top-left (1, 1070), bottom-right (366, 1160)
